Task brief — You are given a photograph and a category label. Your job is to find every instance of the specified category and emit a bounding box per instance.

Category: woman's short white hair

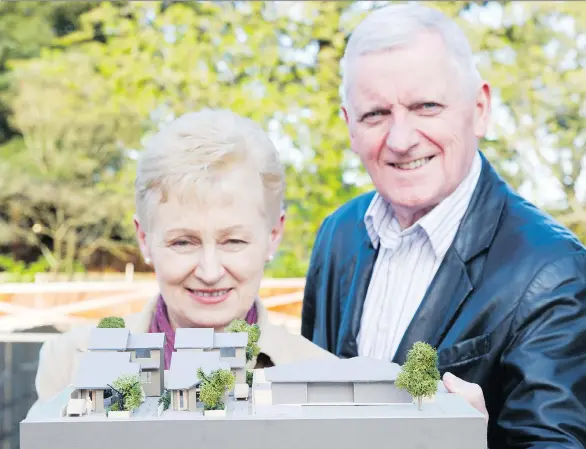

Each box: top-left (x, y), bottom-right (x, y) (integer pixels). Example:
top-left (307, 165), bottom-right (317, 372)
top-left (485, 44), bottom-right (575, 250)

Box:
top-left (135, 109), bottom-right (285, 229)
top-left (341, 3), bottom-right (482, 106)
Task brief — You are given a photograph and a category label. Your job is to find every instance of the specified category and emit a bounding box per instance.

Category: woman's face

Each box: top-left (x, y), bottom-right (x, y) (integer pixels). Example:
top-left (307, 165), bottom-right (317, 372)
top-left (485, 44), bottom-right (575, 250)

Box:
top-left (135, 171), bottom-right (283, 330)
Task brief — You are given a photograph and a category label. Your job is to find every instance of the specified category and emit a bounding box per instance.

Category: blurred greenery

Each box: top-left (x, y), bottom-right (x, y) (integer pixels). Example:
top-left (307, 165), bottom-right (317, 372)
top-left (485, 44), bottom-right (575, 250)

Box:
top-left (0, 1), bottom-right (584, 279)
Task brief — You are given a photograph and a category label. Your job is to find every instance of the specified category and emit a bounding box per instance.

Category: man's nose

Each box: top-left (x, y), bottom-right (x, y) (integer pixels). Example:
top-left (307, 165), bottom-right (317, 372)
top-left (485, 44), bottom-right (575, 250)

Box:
top-left (386, 117), bottom-right (419, 154)
top-left (194, 248), bottom-right (225, 284)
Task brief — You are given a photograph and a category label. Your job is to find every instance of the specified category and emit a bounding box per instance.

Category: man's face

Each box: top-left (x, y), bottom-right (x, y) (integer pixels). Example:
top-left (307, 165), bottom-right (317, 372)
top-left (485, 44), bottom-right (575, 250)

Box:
top-left (343, 32), bottom-right (490, 225)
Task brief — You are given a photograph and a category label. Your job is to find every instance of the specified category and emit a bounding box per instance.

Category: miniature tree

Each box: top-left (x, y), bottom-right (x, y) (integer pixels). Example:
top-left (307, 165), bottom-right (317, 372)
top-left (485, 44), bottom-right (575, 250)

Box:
top-left (158, 390), bottom-right (171, 411)
top-left (226, 319), bottom-right (261, 362)
top-left (109, 373), bottom-right (145, 412)
top-left (97, 316), bottom-right (125, 328)
top-left (246, 370), bottom-right (253, 387)
top-left (197, 368), bottom-right (236, 411)
top-left (395, 341), bottom-right (440, 410)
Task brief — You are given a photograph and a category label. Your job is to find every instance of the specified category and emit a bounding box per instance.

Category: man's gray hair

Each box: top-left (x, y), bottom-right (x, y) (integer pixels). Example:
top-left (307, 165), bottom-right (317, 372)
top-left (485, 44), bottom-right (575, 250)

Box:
top-left (341, 3), bottom-right (482, 107)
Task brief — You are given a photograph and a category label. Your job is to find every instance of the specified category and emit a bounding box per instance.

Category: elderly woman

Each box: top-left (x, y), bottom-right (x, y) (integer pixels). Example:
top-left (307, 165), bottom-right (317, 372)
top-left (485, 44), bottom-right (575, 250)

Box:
top-left (32, 109), bottom-right (335, 404)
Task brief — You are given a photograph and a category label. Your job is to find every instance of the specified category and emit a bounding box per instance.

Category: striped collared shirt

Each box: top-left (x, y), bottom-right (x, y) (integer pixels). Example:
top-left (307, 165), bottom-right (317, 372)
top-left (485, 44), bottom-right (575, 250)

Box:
top-left (357, 151), bottom-right (482, 361)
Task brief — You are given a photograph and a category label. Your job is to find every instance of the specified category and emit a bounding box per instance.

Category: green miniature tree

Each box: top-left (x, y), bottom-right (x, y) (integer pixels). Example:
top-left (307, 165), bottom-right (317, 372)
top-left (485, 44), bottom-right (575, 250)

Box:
top-left (197, 368), bottom-right (236, 411)
top-left (110, 373), bottom-right (144, 411)
top-left (97, 316), bottom-right (125, 328)
top-left (158, 389), bottom-right (171, 411)
top-left (246, 370), bottom-right (253, 387)
top-left (395, 341), bottom-right (440, 410)
top-left (226, 319), bottom-right (261, 362)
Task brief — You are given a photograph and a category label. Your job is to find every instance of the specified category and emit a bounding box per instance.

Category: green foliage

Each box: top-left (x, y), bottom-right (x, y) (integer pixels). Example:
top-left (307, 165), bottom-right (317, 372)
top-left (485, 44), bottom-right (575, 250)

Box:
top-left (0, 1), bottom-right (585, 276)
top-left (111, 373), bottom-right (144, 411)
top-left (197, 368), bottom-right (236, 411)
top-left (158, 389), bottom-right (171, 410)
top-left (246, 370), bottom-right (253, 388)
top-left (226, 319), bottom-right (261, 362)
top-left (0, 255), bottom-right (50, 282)
top-left (107, 402), bottom-right (120, 412)
top-left (395, 342), bottom-right (440, 410)
top-left (97, 316), bottom-right (126, 328)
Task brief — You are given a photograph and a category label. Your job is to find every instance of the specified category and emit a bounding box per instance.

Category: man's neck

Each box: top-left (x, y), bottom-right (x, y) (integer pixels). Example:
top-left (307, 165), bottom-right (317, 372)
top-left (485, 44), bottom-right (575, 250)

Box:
top-left (393, 204), bottom-right (437, 230)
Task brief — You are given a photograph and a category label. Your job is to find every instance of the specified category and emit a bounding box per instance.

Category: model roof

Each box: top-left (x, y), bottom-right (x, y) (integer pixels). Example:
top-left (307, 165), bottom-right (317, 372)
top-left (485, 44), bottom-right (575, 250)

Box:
top-left (127, 333), bottom-right (165, 350)
top-left (263, 356), bottom-right (401, 383)
top-left (213, 332), bottom-right (248, 348)
top-left (166, 351), bottom-right (230, 390)
top-left (73, 351), bottom-right (140, 390)
top-left (86, 328), bottom-right (129, 351)
top-left (174, 328), bottom-right (214, 349)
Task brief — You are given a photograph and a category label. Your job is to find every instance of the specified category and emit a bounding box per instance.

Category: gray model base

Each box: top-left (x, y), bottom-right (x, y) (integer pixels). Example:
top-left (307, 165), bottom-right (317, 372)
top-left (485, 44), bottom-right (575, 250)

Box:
top-left (21, 393), bottom-right (486, 449)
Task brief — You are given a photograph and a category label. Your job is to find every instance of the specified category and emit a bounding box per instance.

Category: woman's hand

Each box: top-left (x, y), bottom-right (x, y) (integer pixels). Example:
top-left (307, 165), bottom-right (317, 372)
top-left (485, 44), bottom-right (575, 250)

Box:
top-left (442, 372), bottom-right (489, 423)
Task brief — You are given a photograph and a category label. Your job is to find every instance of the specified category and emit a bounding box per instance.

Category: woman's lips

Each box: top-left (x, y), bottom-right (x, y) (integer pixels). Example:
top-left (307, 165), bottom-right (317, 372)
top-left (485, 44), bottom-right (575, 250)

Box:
top-left (185, 288), bottom-right (233, 305)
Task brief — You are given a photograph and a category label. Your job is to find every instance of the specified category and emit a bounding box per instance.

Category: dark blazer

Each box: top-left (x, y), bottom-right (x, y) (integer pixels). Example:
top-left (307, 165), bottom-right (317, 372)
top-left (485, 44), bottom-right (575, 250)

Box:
top-left (301, 153), bottom-right (586, 448)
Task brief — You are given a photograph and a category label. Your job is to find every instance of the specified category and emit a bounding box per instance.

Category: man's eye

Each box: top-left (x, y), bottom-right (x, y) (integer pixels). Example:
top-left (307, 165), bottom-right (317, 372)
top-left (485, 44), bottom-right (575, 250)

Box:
top-left (362, 109), bottom-right (390, 121)
top-left (172, 240), bottom-right (191, 246)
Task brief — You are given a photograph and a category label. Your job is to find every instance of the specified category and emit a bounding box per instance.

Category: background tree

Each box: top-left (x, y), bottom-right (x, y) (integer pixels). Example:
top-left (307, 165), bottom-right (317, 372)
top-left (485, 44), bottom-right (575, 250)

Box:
top-left (0, 45), bottom-right (142, 278)
top-left (0, 1), bottom-right (584, 278)
top-left (395, 341), bottom-right (440, 410)
top-left (197, 368), bottom-right (236, 411)
top-left (97, 316), bottom-right (126, 329)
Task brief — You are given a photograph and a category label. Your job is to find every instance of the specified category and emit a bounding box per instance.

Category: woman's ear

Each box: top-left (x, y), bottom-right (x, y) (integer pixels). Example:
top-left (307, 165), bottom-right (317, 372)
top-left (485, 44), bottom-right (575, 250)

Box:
top-left (267, 211), bottom-right (286, 261)
top-left (134, 215), bottom-right (152, 264)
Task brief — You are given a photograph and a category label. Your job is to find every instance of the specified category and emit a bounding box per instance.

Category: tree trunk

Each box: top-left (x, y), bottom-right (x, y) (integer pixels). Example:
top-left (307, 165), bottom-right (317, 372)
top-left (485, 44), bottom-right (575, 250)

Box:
top-left (417, 397), bottom-right (422, 410)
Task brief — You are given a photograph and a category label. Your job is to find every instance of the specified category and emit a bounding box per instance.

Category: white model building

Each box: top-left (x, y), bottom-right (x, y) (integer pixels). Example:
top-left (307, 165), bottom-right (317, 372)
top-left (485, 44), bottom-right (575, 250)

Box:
top-left (21, 325), bottom-right (487, 449)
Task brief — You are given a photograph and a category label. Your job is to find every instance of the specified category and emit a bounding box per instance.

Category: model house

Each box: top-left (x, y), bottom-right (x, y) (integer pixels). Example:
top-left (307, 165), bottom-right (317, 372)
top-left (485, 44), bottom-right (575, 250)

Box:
top-left (71, 351), bottom-right (140, 413)
top-left (22, 334), bottom-right (488, 449)
top-left (212, 332), bottom-right (248, 383)
top-left (174, 328), bottom-right (248, 384)
top-left (126, 333), bottom-right (166, 396)
top-left (260, 357), bottom-right (412, 405)
top-left (85, 327), bottom-right (166, 396)
top-left (174, 328), bottom-right (214, 351)
top-left (165, 351), bottom-right (231, 411)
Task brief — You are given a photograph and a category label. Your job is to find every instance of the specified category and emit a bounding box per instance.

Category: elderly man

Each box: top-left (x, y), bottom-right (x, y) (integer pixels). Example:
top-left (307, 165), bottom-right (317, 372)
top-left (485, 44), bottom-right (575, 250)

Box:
top-left (301, 4), bottom-right (586, 448)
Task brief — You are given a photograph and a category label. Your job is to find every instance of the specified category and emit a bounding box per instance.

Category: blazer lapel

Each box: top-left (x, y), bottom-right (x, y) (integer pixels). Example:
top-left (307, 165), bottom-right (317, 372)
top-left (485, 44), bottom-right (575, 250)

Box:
top-left (392, 250), bottom-right (472, 364)
top-left (392, 153), bottom-right (507, 364)
top-left (336, 230), bottom-right (378, 359)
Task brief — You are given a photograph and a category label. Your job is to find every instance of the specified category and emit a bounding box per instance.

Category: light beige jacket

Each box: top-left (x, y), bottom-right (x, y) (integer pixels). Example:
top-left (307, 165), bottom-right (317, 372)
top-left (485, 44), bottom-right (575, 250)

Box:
top-left (31, 296), bottom-right (336, 409)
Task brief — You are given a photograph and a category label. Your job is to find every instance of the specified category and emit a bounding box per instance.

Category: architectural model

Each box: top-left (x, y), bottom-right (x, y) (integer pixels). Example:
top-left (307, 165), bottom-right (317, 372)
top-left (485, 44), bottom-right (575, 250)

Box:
top-left (21, 318), bottom-right (487, 449)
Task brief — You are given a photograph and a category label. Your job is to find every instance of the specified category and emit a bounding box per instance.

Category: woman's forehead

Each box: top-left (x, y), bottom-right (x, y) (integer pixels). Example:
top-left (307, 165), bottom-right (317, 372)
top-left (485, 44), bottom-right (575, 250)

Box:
top-left (149, 186), bottom-right (267, 233)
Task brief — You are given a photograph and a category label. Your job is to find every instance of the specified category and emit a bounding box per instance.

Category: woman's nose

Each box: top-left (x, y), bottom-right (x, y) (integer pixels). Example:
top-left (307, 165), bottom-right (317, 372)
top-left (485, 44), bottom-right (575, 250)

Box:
top-left (193, 249), bottom-right (226, 284)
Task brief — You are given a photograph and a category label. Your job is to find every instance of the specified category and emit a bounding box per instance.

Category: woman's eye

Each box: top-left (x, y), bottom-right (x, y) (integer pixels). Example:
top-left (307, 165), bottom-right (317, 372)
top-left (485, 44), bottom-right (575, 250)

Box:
top-left (226, 239), bottom-right (246, 245)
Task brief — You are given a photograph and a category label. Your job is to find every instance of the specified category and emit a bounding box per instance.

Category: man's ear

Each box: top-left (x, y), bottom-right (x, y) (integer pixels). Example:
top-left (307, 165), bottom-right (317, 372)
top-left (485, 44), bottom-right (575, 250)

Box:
top-left (133, 215), bottom-right (151, 263)
top-left (342, 105), bottom-right (350, 125)
top-left (473, 82), bottom-right (492, 138)
top-left (342, 105), bottom-right (358, 153)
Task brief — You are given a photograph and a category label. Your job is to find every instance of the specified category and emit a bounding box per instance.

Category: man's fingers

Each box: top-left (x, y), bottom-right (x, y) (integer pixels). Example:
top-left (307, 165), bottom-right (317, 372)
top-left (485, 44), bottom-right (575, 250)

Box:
top-left (443, 371), bottom-right (467, 393)
top-left (442, 372), bottom-right (489, 423)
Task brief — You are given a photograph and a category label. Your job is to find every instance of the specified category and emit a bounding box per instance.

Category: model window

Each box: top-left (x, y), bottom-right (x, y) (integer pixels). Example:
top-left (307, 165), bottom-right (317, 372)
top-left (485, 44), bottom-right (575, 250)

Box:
top-left (140, 371), bottom-right (152, 383)
top-left (135, 349), bottom-right (151, 358)
top-left (220, 347), bottom-right (236, 357)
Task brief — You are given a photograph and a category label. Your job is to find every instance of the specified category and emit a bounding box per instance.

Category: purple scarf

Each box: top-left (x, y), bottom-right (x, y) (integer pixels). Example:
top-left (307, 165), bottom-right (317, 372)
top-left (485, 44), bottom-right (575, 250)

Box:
top-left (148, 295), bottom-right (258, 370)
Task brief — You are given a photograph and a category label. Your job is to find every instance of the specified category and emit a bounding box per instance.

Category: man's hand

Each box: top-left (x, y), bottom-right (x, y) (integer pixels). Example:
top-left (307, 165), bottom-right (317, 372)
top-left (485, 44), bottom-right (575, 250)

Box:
top-left (443, 372), bottom-right (489, 423)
